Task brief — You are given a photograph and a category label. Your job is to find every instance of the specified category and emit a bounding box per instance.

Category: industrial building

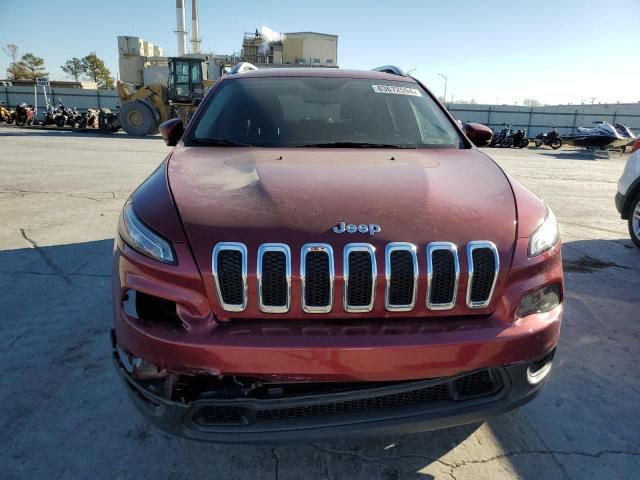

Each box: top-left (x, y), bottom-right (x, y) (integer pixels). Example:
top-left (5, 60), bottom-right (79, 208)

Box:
top-left (116, 0), bottom-right (339, 86)
top-left (241, 30), bottom-right (338, 67)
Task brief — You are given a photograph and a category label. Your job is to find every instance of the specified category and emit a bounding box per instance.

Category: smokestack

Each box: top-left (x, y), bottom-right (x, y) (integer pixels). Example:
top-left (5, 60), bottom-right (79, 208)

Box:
top-left (191, 0), bottom-right (201, 54)
top-left (175, 0), bottom-right (187, 57)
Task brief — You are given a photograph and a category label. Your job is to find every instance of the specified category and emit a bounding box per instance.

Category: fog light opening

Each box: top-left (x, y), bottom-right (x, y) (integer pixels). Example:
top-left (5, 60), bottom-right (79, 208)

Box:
top-left (517, 283), bottom-right (562, 319)
top-left (527, 350), bottom-right (555, 384)
top-left (123, 289), bottom-right (183, 331)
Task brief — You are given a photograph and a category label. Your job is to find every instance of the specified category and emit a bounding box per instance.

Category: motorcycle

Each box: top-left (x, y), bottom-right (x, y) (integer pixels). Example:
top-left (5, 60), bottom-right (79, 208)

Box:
top-left (490, 124), bottom-right (514, 147)
top-left (0, 102), bottom-right (15, 124)
top-left (15, 103), bottom-right (35, 126)
top-left (76, 108), bottom-right (99, 129)
top-left (511, 128), bottom-right (530, 148)
top-left (534, 128), bottom-right (563, 150)
top-left (42, 103), bottom-right (64, 127)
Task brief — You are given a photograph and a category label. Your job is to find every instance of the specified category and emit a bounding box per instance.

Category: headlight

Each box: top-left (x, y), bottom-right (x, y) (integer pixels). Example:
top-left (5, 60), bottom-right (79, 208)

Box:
top-left (118, 201), bottom-right (176, 264)
top-left (528, 207), bottom-right (559, 257)
top-left (517, 284), bottom-right (561, 318)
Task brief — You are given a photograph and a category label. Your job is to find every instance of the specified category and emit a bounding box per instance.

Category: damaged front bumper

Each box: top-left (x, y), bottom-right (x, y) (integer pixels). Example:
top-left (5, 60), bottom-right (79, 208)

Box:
top-left (112, 330), bottom-right (555, 443)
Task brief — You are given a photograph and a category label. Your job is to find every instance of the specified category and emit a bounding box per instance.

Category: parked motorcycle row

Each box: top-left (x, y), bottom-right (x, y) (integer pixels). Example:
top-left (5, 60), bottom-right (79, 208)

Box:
top-left (0, 97), bottom-right (118, 132)
top-left (489, 124), bottom-right (530, 148)
top-left (40, 100), bottom-right (101, 129)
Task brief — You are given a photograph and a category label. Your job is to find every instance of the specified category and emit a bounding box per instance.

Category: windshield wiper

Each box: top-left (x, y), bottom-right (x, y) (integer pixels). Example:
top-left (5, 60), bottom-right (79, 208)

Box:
top-left (297, 142), bottom-right (409, 149)
top-left (189, 137), bottom-right (252, 147)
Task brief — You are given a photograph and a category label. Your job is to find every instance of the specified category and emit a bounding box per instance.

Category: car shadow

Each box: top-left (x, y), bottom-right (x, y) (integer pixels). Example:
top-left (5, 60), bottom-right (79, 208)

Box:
top-left (2, 237), bottom-right (638, 478)
top-left (537, 150), bottom-right (622, 161)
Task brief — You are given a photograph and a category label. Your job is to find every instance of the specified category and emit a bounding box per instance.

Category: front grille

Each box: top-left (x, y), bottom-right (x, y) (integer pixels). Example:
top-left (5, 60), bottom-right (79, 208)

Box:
top-left (467, 242), bottom-right (499, 309)
top-left (302, 245), bottom-right (333, 312)
top-left (212, 241), bottom-right (499, 313)
top-left (344, 245), bottom-right (376, 312)
top-left (385, 243), bottom-right (417, 311)
top-left (258, 244), bottom-right (291, 313)
top-left (213, 243), bottom-right (247, 311)
top-left (192, 369), bottom-right (501, 427)
top-left (427, 243), bottom-right (460, 310)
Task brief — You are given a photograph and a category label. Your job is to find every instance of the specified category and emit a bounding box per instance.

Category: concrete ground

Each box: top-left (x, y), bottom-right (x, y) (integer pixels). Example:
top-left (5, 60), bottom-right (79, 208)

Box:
top-left (1, 128), bottom-right (638, 480)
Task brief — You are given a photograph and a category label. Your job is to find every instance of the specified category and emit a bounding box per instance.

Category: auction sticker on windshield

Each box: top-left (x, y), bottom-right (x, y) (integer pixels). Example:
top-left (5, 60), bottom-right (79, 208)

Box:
top-left (371, 85), bottom-right (422, 96)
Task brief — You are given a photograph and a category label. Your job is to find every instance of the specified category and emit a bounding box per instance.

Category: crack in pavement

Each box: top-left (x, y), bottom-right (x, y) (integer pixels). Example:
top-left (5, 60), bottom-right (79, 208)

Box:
top-left (0, 188), bottom-right (123, 202)
top-left (0, 270), bottom-right (110, 279)
top-left (19, 229), bottom-right (72, 285)
top-left (310, 444), bottom-right (640, 472)
top-left (271, 446), bottom-right (280, 480)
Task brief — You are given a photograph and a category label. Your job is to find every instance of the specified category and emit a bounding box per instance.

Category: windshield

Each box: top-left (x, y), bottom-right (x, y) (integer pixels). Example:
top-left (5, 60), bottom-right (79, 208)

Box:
top-left (189, 77), bottom-right (463, 148)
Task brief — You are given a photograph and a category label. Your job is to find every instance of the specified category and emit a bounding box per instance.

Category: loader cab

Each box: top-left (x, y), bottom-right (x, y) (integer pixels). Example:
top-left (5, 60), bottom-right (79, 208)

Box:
top-left (167, 57), bottom-right (209, 105)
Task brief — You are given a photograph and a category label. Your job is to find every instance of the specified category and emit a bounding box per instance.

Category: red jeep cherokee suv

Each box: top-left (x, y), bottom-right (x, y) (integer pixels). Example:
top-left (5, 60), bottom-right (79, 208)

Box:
top-left (112, 65), bottom-right (563, 442)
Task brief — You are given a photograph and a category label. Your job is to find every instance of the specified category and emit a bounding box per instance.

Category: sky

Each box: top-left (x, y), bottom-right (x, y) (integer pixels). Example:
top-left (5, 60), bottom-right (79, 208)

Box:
top-left (1, 0), bottom-right (639, 105)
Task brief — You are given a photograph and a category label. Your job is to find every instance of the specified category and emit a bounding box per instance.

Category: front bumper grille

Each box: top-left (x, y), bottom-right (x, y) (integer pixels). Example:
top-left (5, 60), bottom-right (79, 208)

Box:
top-left (212, 241), bottom-right (500, 314)
top-left (191, 369), bottom-right (500, 427)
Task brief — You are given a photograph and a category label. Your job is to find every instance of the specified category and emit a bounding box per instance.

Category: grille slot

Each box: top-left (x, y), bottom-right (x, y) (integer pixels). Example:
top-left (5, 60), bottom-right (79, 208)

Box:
top-left (258, 244), bottom-right (291, 313)
top-left (212, 243), bottom-right (247, 312)
top-left (427, 242), bottom-right (460, 310)
top-left (344, 244), bottom-right (376, 312)
top-left (301, 244), bottom-right (334, 313)
top-left (385, 243), bottom-right (418, 311)
top-left (466, 241), bottom-right (499, 309)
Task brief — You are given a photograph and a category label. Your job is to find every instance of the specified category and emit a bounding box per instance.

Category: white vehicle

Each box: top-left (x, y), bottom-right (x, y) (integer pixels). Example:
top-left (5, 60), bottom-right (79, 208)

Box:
top-left (616, 142), bottom-right (640, 247)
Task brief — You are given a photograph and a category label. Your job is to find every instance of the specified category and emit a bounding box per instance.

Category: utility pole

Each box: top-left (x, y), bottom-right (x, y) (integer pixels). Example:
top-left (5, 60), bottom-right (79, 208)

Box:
top-left (438, 73), bottom-right (448, 103)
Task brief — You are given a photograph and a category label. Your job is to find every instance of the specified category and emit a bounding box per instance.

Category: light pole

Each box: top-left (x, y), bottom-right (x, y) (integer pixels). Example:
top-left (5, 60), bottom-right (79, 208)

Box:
top-left (438, 73), bottom-right (448, 103)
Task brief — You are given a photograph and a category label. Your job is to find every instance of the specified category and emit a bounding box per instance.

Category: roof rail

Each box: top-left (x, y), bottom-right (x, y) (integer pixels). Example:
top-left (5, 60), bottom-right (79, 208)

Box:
top-left (371, 65), bottom-right (407, 76)
top-left (229, 62), bottom-right (259, 74)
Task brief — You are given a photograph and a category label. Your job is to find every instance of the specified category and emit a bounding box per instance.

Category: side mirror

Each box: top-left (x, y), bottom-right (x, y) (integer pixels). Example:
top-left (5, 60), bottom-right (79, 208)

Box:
top-left (159, 118), bottom-right (184, 146)
top-left (463, 122), bottom-right (493, 148)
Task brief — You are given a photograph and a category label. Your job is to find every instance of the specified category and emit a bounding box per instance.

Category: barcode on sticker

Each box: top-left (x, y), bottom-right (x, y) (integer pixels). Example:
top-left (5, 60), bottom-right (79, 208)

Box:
top-left (371, 85), bottom-right (422, 96)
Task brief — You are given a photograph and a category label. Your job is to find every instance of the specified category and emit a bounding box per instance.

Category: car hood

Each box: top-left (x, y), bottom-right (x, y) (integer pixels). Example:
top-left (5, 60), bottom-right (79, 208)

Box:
top-left (168, 147), bottom-right (517, 316)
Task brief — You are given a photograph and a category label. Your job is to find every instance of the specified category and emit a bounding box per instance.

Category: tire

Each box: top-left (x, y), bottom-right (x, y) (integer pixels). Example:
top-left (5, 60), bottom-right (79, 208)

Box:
top-left (501, 137), bottom-right (514, 148)
top-left (629, 193), bottom-right (640, 248)
top-left (15, 115), bottom-right (26, 126)
top-left (534, 140), bottom-right (542, 147)
top-left (120, 101), bottom-right (158, 136)
top-left (551, 138), bottom-right (563, 150)
top-left (521, 139), bottom-right (530, 148)
top-left (55, 115), bottom-right (66, 128)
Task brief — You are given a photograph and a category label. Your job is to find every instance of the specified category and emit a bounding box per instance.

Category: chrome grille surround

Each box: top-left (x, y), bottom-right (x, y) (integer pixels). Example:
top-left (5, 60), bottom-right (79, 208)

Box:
top-left (384, 242), bottom-right (419, 312)
top-left (212, 242), bottom-right (248, 312)
top-left (211, 241), bottom-right (500, 313)
top-left (300, 243), bottom-right (335, 313)
top-left (466, 241), bottom-right (500, 309)
top-left (257, 243), bottom-right (292, 313)
top-left (343, 243), bottom-right (377, 313)
top-left (426, 242), bottom-right (460, 310)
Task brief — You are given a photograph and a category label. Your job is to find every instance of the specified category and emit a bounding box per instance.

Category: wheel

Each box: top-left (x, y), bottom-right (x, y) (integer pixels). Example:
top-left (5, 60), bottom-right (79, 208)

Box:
top-left (15, 115), bottom-right (26, 126)
top-left (551, 138), bottom-right (563, 150)
top-left (629, 193), bottom-right (640, 248)
top-left (520, 139), bottom-right (530, 148)
top-left (55, 115), bottom-right (66, 128)
top-left (120, 101), bottom-right (158, 136)
top-left (501, 137), bottom-right (514, 148)
top-left (27, 118), bottom-right (33, 126)
top-left (534, 140), bottom-right (542, 147)
top-left (6, 116), bottom-right (13, 125)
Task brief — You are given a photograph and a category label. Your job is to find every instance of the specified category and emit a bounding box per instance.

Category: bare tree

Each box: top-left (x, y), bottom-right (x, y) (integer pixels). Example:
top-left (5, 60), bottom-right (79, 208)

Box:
top-left (523, 98), bottom-right (542, 107)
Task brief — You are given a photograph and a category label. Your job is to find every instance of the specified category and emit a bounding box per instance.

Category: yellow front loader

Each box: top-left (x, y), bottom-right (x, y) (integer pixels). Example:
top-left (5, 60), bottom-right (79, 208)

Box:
top-left (113, 57), bottom-right (214, 136)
